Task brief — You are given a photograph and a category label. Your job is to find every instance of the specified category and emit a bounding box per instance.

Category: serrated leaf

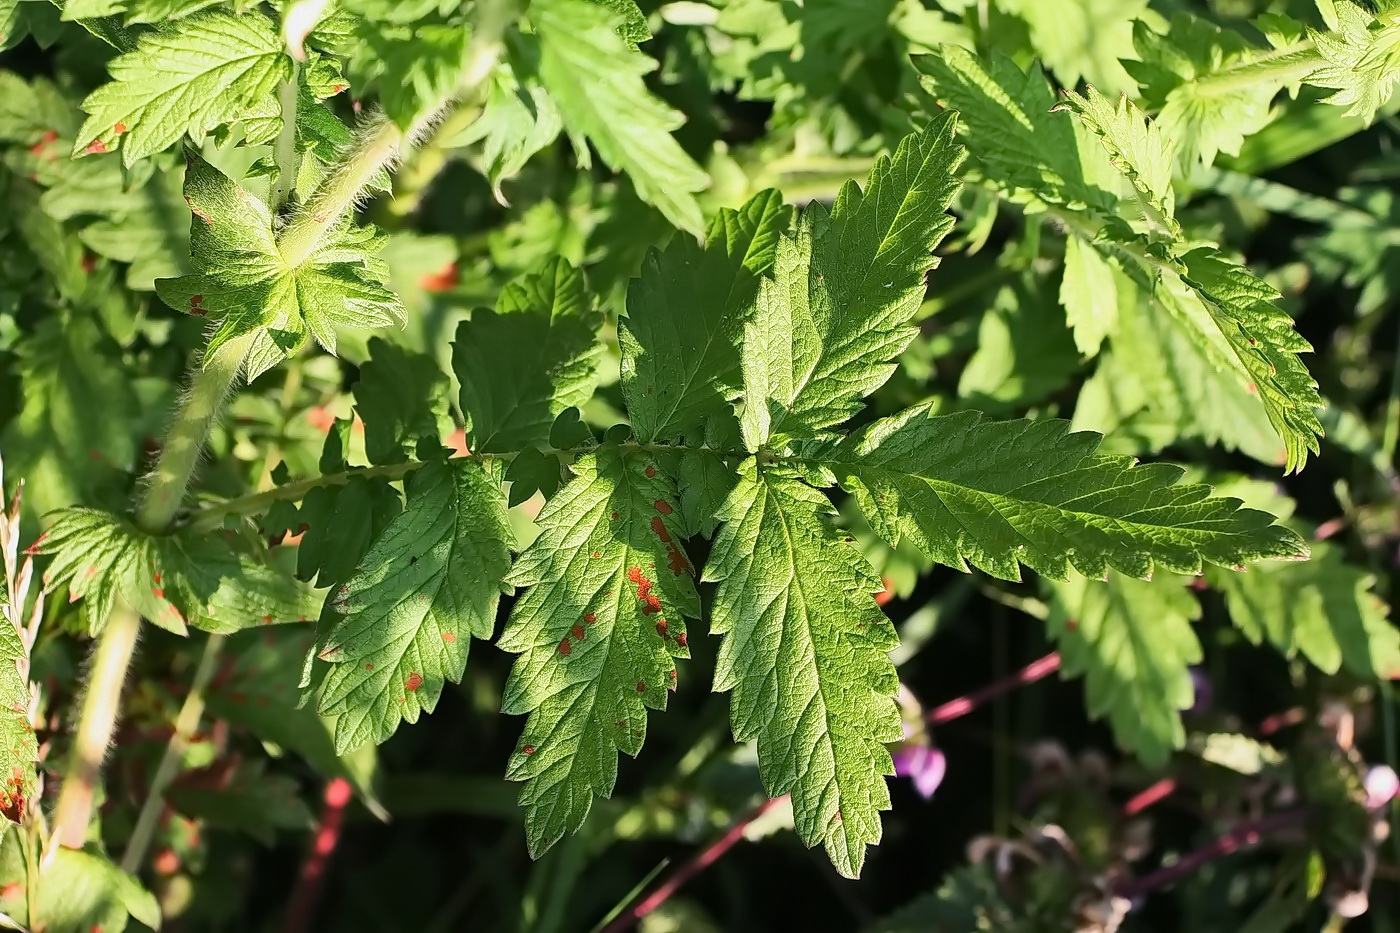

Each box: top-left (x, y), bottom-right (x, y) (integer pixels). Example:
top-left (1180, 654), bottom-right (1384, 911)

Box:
top-left (829, 404), bottom-right (1308, 583)
top-left (317, 459), bottom-right (513, 753)
top-left (455, 53), bottom-right (563, 199)
top-left (740, 116), bottom-right (963, 448)
top-left (1059, 234), bottom-right (1120, 356)
top-left (361, 22), bottom-right (469, 130)
top-left (352, 337), bottom-right (449, 466)
top-left (155, 152), bottom-right (402, 379)
top-left (1210, 540), bottom-right (1400, 679)
top-left (452, 258), bottom-right (603, 453)
top-left (498, 446), bottom-right (697, 857)
top-left (995, 0), bottom-right (1146, 95)
top-left (704, 459), bottom-right (900, 878)
top-left (1047, 570), bottom-right (1201, 766)
top-left (1309, 2), bottom-right (1400, 121)
top-left (74, 10), bottom-right (290, 165)
top-left (34, 507), bottom-right (320, 635)
top-left (0, 621), bottom-right (35, 826)
top-left (620, 188), bottom-right (791, 442)
top-left (0, 847), bottom-right (159, 932)
top-left (530, 0), bottom-right (709, 235)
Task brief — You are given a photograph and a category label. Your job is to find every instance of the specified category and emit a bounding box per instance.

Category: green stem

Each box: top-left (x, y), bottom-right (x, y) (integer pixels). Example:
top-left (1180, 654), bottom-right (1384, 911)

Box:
top-left (186, 443), bottom-right (752, 532)
top-left (1192, 42), bottom-right (1321, 98)
top-left (47, 603), bottom-right (142, 854)
top-left (121, 633), bottom-right (224, 874)
top-left (271, 67), bottom-right (303, 212)
top-left (136, 332), bottom-right (256, 535)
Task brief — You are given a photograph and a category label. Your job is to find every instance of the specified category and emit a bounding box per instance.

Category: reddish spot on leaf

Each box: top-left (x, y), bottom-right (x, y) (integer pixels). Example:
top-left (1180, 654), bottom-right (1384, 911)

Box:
top-left (558, 638), bottom-right (572, 656)
top-left (642, 596), bottom-right (662, 615)
top-left (584, 613), bottom-right (597, 624)
top-left (675, 632), bottom-right (688, 648)
top-left (571, 624), bottom-right (586, 641)
top-left (405, 673), bottom-right (424, 692)
top-left (153, 572), bottom-right (162, 584)
top-left (653, 499), bottom-right (673, 515)
top-left (113, 122), bottom-right (127, 135)
top-left (183, 195), bottom-right (212, 223)
top-left (190, 294), bottom-right (205, 315)
top-left (655, 620), bottom-right (668, 639)
top-left (330, 83), bottom-right (349, 95)
top-left (610, 512), bottom-right (619, 521)
top-left (152, 587), bottom-right (165, 599)
top-left (418, 261), bottom-right (458, 292)
top-left (645, 466), bottom-right (657, 478)
top-left (85, 139), bottom-right (107, 154)
top-left (153, 847), bottom-right (180, 875)
top-left (364, 663), bottom-right (374, 670)
top-left (441, 632), bottom-right (457, 643)
top-left (650, 516), bottom-right (673, 544)
top-left (636, 681), bottom-right (646, 692)
top-left (664, 542), bottom-right (691, 577)
top-left (23, 533), bottom-right (47, 555)
top-left (591, 551), bottom-right (601, 559)
top-left (874, 576), bottom-right (895, 607)
top-left (1245, 381), bottom-right (1258, 395)
top-left (522, 745), bottom-right (536, 755)
top-left (0, 881), bottom-right (20, 900)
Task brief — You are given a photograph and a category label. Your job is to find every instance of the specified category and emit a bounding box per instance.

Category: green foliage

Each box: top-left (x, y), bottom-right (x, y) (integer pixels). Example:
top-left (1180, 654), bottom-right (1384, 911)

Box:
top-left (6, 0), bottom-right (1400, 926)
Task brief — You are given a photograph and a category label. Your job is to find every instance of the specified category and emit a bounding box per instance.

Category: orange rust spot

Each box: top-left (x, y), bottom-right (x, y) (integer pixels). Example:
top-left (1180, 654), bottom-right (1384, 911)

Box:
top-left (1245, 381), bottom-right (1258, 395)
top-left (442, 632), bottom-right (457, 643)
top-left (113, 122), bottom-right (127, 135)
top-left (558, 638), bottom-right (572, 656)
top-left (650, 516), bottom-right (673, 543)
top-left (636, 681), bottom-right (646, 692)
top-left (644, 466), bottom-right (657, 478)
top-left (642, 596), bottom-right (662, 615)
top-left (675, 632), bottom-right (687, 648)
top-left (152, 587), bottom-right (165, 599)
top-left (655, 620), bottom-right (668, 639)
top-left (405, 672), bottom-right (424, 691)
top-left (522, 744), bottom-right (536, 755)
top-left (364, 663), bottom-right (374, 670)
top-left (571, 624), bottom-right (586, 641)
top-left (654, 499), bottom-right (673, 515)
top-left (584, 613), bottom-right (597, 624)
top-left (85, 139), bottom-right (107, 154)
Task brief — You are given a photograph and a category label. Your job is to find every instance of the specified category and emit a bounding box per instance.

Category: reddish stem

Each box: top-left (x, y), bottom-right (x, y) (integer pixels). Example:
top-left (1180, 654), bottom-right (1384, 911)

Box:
top-left (600, 794), bottom-right (789, 933)
top-left (283, 777), bottom-right (353, 933)
top-left (1113, 808), bottom-right (1307, 901)
top-left (927, 651), bottom-right (1061, 725)
top-left (1121, 777), bottom-right (1178, 817)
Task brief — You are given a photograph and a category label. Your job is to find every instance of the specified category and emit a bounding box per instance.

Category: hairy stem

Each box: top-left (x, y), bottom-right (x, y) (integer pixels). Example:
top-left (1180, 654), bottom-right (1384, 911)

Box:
top-left (47, 603), bottom-right (142, 854)
top-left (136, 332), bottom-right (256, 535)
top-left (120, 633), bottom-right (224, 874)
top-left (1192, 42), bottom-right (1320, 98)
top-left (271, 67), bottom-right (303, 212)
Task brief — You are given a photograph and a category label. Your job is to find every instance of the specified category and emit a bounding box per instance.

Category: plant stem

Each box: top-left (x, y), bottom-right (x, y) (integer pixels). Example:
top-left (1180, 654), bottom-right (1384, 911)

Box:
top-left (283, 777), bottom-right (353, 933)
top-left (120, 633), bottom-right (224, 874)
top-left (136, 332), bottom-right (257, 535)
top-left (926, 651), bottom-right (1061, 725)
top-left (47, 603), bottom-right (142, 854)
top-left (271, 67), bottom-right (303, 212)
top-left (597, 795), bottom-right (789, 933)
top-left (1191, 42), bottom-right (1320, 98)
top-left (384, 103), bottom-right (485, 221)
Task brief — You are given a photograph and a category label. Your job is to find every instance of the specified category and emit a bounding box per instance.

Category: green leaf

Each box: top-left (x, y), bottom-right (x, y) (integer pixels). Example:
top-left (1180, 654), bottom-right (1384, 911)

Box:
top-left (361, 22), bottom-right (470, 130)
top-left (994, 0), bottom-right (1147, 95)
top-left (739, 116), bottom-right (963, 448)
top-left (73, 10), bottom-right (291, 165)
top-left (0, 846), bottom-right (159, 932)
top-left (530, 0), bottom-right (709, 235)
top-left (0, 610), bottom-right (36, 827)
top-left (1308, 2), bottom-right (1400, 121)
top-left (829, 404), bottom-right (1308, 583)
top-left (352, 337), bottom-right (449, 466)
top-left (455, 53), bottom-right (563, 200)
top-left (704, 460), bottom-right (900, 878)
top-left (498, 446), bottom-right (697, 857)
top-left (317, 459), bottom-right (513, 753)
top-left (155, 152), bottom-right (402, 380)
top-left (452, 258), bottom-right (603, 453)
top-left (1059, 234), bottom-right (1120, 356)
top-left (166, 760), bottom-right (315, 844)
top-left (1210, 541), bottom-right (1400, 679)
top-left (34, 507), bottom-right (321, 635)
top-left (620, 188), bottom-right (791, 442)
top-left (1047, 570), bottom-right (1202, 765)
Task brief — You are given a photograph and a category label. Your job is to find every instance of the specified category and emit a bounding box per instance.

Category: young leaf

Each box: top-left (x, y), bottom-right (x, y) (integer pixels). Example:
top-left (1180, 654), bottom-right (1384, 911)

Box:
top-left (1308, 2), bottom-right (1400, 122)
top-left (73, 10), bottom-right (291, 164)
top-left (704, 460), bottom-right (901, 878)
top-left (455, 55), bottom-right (563, 199)
top-left (530, 0), bottom-right (710, 235)
top-left (1210, 541), bottom-right (1400, 679)
top-left (452, 258), bottom-right (603, 453)
top-left (740, 115), bottom-right (963, 448)
top-left (317, 459), bottom-right (513, 754)
top-left (155, 152), bottom-right (402, 380)
top-left (1047, 571), bottom-right (1202, 766)
top-left (498, 446), bottom-right (697, 857)
top-left (620, 188), bottom-right (791, 443)
top-left (829, 404), bottom-right (1308, 583)
top-left (0, 847), bottom-right (159, 932)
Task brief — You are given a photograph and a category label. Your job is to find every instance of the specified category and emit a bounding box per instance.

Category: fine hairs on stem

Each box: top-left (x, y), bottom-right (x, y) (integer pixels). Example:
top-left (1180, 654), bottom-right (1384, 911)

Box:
top-left (44, 2), bottom-right (513, 865)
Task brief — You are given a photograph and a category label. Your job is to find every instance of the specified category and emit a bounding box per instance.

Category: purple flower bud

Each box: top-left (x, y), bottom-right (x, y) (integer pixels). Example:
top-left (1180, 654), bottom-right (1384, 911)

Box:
top-left (893, 744), bottom-right (946, 800)
top-left (1188, 667), bottom-right (1212, 715)
top-left (1365, 765), bottom-right (1398, 810)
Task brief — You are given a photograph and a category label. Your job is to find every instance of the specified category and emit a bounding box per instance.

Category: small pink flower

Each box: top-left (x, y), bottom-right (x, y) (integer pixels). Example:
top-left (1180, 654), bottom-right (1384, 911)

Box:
top-left (893, 745), bottom-right (946, 799)
top-left (1365, 765), bottom-right (1398, 810)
